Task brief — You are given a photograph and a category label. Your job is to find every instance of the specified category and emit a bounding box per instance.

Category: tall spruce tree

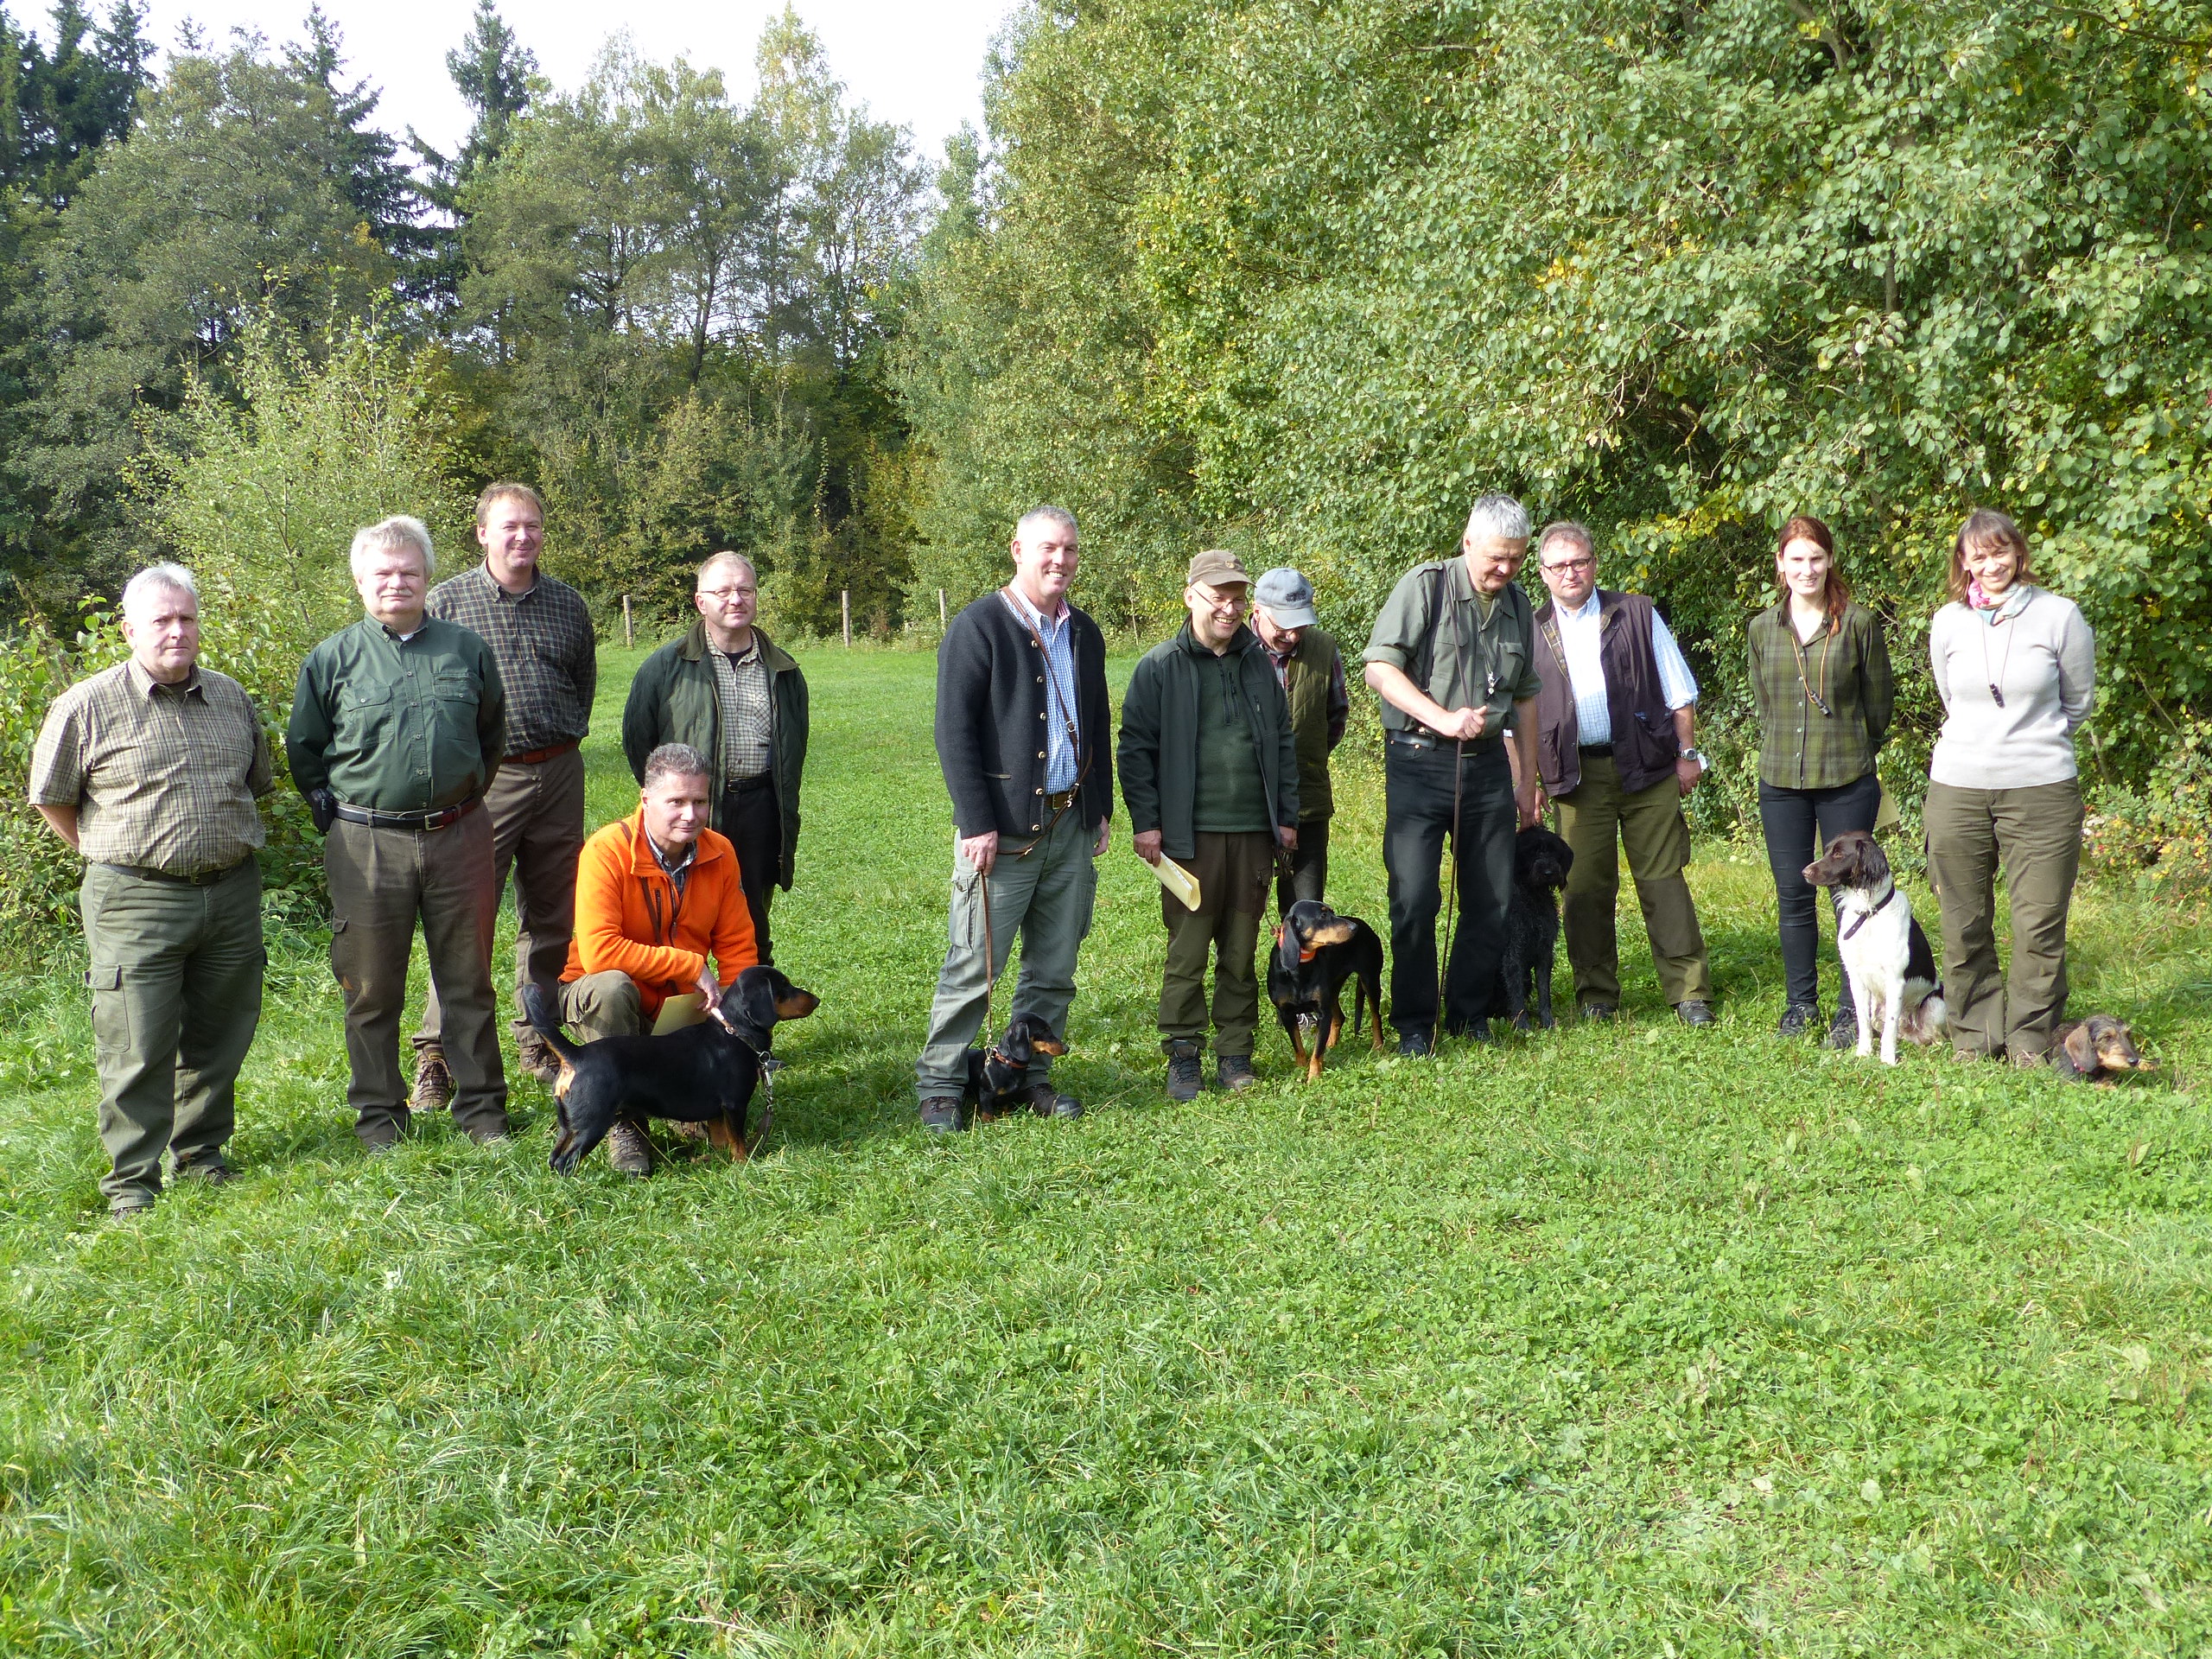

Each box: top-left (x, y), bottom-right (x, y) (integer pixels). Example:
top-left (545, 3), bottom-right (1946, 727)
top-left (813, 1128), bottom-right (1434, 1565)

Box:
top-left (414, 0), bottom-right (537, 315)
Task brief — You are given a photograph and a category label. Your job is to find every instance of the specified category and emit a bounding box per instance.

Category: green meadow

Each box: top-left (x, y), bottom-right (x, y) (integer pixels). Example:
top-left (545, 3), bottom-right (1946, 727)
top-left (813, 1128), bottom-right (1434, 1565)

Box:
top-left (1, 645), bottom-right (2207, 1656)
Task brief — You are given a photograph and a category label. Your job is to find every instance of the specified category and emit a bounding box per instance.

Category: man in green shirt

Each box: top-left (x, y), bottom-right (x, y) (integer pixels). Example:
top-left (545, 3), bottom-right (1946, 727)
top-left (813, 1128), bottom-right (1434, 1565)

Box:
top-left (1118, 550), bottom-right (1299, 1100)
top-left (287, 515), bottom-right (511, 1151)
top-left (1363, 493), bottom-right (1546, 1052)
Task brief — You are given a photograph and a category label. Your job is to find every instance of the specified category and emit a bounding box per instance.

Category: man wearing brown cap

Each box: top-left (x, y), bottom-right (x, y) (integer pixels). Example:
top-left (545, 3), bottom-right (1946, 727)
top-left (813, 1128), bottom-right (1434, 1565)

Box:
top-left (1118, 550), bottom-right (1299, 1100)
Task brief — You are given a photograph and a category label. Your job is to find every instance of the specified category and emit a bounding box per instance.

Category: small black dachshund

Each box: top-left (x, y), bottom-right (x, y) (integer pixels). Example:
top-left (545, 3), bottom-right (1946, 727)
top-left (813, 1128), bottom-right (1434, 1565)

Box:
top-left (1268, 899), bottom-right (1386, 1080)
top-left (961, 1014), bottom-right (1068, 1127)
top-left (524, 966), bottom-right (819, 1175)
top-left (1496, 824), bottom-right (1573, 1031)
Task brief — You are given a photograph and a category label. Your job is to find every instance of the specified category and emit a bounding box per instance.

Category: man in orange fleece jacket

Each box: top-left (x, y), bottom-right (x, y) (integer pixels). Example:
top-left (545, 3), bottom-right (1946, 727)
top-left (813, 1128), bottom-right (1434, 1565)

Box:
top-left (560, 741), bottom-right (758, 1173)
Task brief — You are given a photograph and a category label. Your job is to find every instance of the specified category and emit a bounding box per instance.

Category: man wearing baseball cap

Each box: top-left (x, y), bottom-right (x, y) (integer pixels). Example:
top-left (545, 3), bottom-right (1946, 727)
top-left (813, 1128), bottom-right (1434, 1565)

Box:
top-left (1117, 550), bottom-right (1299, 1100)
top-left (1251, 567), bottom-right (1349, 912)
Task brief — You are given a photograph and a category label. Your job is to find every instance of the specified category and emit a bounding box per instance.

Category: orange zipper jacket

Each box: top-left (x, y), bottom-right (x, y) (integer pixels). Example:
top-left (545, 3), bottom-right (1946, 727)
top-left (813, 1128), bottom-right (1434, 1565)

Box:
top-left (562, 810), bottom-right (757, 1020)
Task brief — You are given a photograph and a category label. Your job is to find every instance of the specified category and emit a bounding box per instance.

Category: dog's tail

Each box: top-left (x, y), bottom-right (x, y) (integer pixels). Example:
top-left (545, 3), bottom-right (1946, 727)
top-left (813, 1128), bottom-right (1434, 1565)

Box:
top-left (522, 983), bottom-right (585, 1066)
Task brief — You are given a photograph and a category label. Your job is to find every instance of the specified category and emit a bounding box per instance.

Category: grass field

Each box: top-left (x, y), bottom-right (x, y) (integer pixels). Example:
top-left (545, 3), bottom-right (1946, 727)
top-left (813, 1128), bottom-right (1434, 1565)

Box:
top-left (3, 645), bottom-right (2209, 1656)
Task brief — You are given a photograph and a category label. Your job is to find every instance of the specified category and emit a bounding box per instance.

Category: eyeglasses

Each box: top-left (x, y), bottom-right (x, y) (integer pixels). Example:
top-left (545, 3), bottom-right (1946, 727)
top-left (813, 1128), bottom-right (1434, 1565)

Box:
top-left (1190, 584), bottom-right (1249, 611)
top-left (1541, 556), bottom-right (1595, 575)
top-left (698, 587), bottom-right (754, 603)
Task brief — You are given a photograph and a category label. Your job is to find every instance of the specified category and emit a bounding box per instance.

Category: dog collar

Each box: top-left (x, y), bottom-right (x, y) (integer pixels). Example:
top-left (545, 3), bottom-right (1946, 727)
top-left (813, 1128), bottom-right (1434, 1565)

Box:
top-left (1840, 883), bottom-right (1895, 942)
top-left (1271, 925), bottom-right (1318, 963)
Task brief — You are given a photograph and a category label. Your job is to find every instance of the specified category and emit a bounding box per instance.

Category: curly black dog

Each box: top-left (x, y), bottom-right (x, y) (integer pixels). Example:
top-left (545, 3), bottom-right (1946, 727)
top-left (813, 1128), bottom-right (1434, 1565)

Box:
top-left (524, 966), bottom-right (819, 1175)
top-left (960, 1014), bottom-right (1067, 1127)
top-left (1494, 825), bottom-right (1573, 1031)
top-left (1268, 899), bottom-right (1386, 1080)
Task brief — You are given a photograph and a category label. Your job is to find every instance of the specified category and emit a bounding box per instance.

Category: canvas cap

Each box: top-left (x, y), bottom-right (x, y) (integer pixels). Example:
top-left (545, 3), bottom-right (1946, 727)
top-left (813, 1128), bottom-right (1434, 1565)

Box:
top-left (1185, 548), bottom-right (1250, 589)
top-left (1252, 567), bottom-right (1319, 627)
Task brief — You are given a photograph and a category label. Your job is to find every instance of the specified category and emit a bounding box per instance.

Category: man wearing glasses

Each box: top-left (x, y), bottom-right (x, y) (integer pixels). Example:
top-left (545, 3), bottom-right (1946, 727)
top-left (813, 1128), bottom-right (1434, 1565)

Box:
top-left (622, 551), bottom-right (810, 965)
top-left (1119, 550), bottom-right (1298, 1100)
top-left (1529, 521), bottom-right (1714, 1027)
top-left (1363, 493), bottom-right (1546, 1053)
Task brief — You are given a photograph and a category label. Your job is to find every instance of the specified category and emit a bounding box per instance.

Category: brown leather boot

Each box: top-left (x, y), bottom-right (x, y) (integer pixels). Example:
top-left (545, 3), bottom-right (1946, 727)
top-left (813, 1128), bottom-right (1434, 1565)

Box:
top-left (409, 1052), bottom-right (453, 1114)
top-left (607, 1121), bottom-right (652, 1178)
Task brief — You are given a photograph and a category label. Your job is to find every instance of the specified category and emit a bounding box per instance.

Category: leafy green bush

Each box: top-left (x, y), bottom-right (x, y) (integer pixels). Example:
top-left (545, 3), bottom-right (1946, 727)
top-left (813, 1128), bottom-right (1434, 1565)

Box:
top-left (2084, 722), bottom-right (2212, 895)
top-left (0, 608), bottom-right (106, 944)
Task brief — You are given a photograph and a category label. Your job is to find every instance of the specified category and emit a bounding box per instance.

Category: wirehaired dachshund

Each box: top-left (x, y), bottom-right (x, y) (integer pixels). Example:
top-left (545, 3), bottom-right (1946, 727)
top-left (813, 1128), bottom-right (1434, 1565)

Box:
top-left (1802, 829), bottom-right (1946, 1065)
top-left (524, 967), bottom-right (820, 1174)
top-left (961, 1014), bottom-right (1067, 1126)
top-left (2051, 1015), bottom-right (2156, 1082)
top-left (1496, 824), bottom-right (1573, 1031)
top-left (1268, 899), bottom-right (1385, 1080)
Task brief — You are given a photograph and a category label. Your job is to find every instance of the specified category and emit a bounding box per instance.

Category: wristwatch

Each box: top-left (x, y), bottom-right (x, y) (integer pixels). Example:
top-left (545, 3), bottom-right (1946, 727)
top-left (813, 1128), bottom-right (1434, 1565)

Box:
top-left (1681, 747), bottom-right (1708, 772)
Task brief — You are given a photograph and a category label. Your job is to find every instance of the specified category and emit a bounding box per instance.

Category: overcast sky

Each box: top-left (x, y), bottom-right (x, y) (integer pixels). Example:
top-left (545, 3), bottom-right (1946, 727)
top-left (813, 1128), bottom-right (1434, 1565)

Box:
top-left (123, 0), bottom-right (1014, 165)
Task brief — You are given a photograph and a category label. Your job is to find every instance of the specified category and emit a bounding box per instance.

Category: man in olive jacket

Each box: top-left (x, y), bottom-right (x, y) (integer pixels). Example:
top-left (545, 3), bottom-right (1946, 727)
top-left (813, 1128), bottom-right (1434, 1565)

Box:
top-left (621, 552), bottom-right (809, 964)
top-left (1251, 566), bottom-right (1348, 912)
top-left (1120, 550), bottom-right (1299, 1100)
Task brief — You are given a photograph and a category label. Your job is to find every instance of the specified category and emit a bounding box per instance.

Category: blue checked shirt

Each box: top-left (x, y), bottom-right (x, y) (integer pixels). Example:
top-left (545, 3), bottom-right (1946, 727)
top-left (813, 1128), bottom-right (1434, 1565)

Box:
top-left (1002, 587), bottom-right (1081, 792)
top-left (1555, 592), bottom-right (1699, 743)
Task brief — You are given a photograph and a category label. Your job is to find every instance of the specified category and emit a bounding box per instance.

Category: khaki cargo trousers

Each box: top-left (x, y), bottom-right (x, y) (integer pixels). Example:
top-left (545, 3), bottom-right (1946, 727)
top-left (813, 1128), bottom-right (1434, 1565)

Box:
top-left (80, 859), bottom-right (264, 1212)
top-left (1552, 753), bottom-right (1713, 1008)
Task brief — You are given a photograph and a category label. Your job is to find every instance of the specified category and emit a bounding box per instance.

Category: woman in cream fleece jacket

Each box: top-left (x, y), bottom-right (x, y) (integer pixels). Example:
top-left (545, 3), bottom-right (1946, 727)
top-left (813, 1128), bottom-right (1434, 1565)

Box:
top-left (1924, 510), bottom-right (2096, 1065)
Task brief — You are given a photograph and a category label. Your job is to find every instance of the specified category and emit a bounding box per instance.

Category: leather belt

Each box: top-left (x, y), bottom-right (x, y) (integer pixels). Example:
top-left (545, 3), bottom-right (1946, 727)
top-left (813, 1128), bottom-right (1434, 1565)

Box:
top-left (1578, 742), bottom-right (1614, 756)
top-left (100, 858), bottom-right (251, 887)
top-left (334, 798), bottom-right (480, 833)
top-left (504, 739), bottom-right (579, 766)
top-left (1046, 786), bottom-right (1078, 810)
top-left (725, 772), bottom-right (774, 791)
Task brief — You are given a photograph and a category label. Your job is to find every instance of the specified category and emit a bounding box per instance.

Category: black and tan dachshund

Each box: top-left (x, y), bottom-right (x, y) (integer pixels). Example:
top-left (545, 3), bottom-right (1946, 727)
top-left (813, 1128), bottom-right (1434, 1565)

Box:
top-left (524, 966), bottom-right (820, 1175)
top-left (960, 1014), bottom-right (1068, 1127)
top-left (1496, 824), bottom-right (1573, 1031)
top-left (1268, 899), bottom-right (1385, 1081)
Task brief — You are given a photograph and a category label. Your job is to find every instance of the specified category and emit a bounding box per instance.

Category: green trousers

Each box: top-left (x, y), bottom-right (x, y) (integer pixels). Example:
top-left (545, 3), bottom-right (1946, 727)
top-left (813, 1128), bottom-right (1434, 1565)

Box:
top-left (914, 810), bottom-right (1097, 1103)
top-left (327, 809), bottom-right (507, 1147)
top-left (1160, 830), bottom-right (1274, 1057)
top-left (1552, 753), bottom-right (1712, 1007)
top-left (80, 859), bottom-right (264, 1212)
top-left (1923, 777), bottom-right (2082, 1061)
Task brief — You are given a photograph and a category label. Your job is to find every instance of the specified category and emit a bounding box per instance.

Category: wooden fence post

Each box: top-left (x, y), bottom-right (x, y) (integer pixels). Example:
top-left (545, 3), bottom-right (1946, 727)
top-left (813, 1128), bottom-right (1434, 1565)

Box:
top-left (841, 589), bottom-right (851, 648)
top-left (621, 594), bottom-right (633, 649)
top-left (938, 588), bottom-right (947, 629)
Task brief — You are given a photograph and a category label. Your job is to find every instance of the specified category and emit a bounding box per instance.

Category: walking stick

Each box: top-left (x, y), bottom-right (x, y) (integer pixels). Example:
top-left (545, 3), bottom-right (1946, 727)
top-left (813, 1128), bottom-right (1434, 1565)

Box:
top-left (1438, 738), bottom-right (1465, 1029)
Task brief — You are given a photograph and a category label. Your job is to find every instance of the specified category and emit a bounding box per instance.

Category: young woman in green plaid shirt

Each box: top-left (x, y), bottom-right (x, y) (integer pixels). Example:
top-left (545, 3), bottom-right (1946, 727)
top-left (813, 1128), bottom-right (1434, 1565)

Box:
top-left (1747, 515), bottom-right (1896, 1045)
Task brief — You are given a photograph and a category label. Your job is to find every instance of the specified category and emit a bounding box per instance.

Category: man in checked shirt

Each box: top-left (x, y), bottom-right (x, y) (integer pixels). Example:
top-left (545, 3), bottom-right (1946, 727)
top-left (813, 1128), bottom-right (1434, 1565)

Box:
top-left (31, 564), bottom-right (275, 1217)
top-left (409, 482), bottom-right (597, 1109)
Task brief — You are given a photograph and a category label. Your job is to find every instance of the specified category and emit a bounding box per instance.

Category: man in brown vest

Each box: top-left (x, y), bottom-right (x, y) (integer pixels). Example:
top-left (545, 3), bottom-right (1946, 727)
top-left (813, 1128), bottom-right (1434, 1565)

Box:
top-left (1530, 522), bottom-right (1715, 1026)
top-left (1251, 567), bottom-right (1348, 912)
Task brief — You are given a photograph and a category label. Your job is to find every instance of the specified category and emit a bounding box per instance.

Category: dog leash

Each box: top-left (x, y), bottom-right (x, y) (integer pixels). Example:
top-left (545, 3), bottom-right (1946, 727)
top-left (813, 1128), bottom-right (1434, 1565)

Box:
top-left (1439, 738), bottom-right (1464, 1024)
top-left (709, 1003), bottom-right (781, 1149)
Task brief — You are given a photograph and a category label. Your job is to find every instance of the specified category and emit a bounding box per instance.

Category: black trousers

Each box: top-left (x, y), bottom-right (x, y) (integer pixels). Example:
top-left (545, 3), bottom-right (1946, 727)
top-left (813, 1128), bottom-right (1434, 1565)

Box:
top-left (1383, 741), bottom-right (1516, 1035)
top-left (717, 776), bottom-right (785, 966)
top-left (1275, 817), bottom-right (1331, 915)
top-left (1757, 772), bottom-right (1879, 1012)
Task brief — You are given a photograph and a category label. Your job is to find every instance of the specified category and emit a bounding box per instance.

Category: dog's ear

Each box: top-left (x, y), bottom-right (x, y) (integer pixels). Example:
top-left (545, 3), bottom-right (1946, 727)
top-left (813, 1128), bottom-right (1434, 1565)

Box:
top-left (2063, 1020), bottom-right (2099, 1074)
top-left (734, 965), bottom-right (780, 1033)
top-left (1854, 834), bottom-right (1891, 885)
top-left (1308, 918), bottom-right (1357, 948)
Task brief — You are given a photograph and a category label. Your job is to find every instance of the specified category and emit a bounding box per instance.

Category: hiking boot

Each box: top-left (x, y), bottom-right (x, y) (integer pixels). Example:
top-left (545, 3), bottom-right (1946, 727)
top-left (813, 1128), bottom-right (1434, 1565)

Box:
top-left (173, 1157), bottom-right (236, 1186)
top-left (1395, 1028), bottom-right (1433, 1058)
top-left (1216, 1054), bottom-right (1257, 1092)
top-left (1165, 1040), bottom-right (1204, 1102)
top-left (1444, 1018), bottom-right (1494, 1044)
top-left (607, 1121), bottom-right (652, 1177)
top-left (1025, 1084), bottom-right (1084, 1120)
top-left (1823, 1005), bottom-right (1859, 1050)
top-left (1777, 1001), bottom-right (1821, 1038)
top-left (919, 1096), bottom-right (965, 1135)
top-left (1675, 1000), bottom-right (1716, 1028)
top-left (410, 1052), bottom-right (454, 1114)
top-left (516, 1033), bottom-right (563, 1087)
top-left (1580, 1002), bottom-right (1618, 1024)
